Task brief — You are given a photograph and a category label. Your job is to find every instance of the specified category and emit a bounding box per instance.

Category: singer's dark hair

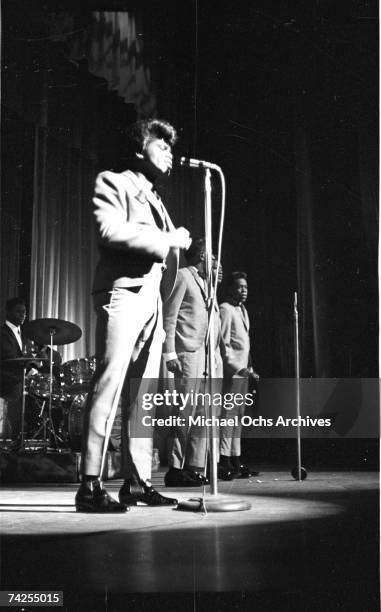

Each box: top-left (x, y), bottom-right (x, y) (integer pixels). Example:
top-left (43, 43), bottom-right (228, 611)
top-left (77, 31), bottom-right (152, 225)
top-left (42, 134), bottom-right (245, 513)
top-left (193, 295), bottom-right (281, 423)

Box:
top-left (228, 271), bottom-right (247, 286)
top-left (125, 119), bottom-right (177, 158)
top-left (5, 297), bottom-right (26, 314)
top-left (184, 238), bottom-right (205, 265)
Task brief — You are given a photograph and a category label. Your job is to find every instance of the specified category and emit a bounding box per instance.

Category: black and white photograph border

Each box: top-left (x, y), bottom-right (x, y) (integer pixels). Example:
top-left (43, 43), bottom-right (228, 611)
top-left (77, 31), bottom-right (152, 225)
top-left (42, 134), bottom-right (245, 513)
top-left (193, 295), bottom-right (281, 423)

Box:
top-left (0, 1), bottom-right (379, 611)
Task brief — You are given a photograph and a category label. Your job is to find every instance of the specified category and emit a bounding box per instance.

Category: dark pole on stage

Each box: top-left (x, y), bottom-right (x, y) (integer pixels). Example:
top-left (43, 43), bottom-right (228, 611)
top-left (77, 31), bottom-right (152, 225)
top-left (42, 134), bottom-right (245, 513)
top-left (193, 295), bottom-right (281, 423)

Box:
top-left (291, 292), bottom-right (307, 481)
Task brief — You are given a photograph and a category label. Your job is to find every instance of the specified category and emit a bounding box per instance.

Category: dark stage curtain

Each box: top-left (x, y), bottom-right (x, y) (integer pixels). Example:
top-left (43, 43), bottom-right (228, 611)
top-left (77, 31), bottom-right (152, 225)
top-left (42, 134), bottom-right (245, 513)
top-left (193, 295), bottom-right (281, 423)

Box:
top-left (1, 114), bottom-right (34, 307)
top-left (294, 86), bottom-right (378, 377)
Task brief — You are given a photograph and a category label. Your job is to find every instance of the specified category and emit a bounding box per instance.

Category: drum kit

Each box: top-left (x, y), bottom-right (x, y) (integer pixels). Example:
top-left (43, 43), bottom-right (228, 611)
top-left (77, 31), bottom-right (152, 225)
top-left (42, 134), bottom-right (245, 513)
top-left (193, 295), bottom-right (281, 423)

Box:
top-left (5, 317), bottom-right (102, 453)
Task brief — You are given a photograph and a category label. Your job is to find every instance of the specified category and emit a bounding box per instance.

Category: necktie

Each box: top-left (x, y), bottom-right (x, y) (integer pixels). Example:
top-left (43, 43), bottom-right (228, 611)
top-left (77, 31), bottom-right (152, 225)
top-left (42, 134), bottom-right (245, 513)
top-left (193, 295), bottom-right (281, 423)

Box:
top-left (152, 189), bottom-right (166, 229)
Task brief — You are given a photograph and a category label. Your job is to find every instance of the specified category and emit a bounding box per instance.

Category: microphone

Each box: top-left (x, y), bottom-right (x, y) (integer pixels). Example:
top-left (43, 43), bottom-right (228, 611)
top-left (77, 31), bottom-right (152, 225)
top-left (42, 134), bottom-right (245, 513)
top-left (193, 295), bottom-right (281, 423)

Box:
top-left (179, 156), bottom-right (220, 171)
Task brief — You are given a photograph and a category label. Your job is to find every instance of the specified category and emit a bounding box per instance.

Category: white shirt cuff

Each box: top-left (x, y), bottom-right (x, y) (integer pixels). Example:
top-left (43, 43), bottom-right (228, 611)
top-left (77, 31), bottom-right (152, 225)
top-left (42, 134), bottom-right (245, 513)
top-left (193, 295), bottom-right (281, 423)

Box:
top-left (163, 352), bottom-right (177, 362)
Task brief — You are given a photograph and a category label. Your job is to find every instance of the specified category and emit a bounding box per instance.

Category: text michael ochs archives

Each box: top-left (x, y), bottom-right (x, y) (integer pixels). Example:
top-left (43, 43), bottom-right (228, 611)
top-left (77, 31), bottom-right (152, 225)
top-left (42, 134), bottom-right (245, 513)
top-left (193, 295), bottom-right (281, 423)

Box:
top-left (139, 391), bottom-right (332, 429)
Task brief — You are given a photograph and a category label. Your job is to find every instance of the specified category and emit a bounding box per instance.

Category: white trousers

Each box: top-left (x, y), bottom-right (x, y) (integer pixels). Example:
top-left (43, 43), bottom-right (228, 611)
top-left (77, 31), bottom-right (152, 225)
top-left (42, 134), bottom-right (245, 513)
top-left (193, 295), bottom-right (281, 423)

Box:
top-left (81, 278), bottom-right (163, 483)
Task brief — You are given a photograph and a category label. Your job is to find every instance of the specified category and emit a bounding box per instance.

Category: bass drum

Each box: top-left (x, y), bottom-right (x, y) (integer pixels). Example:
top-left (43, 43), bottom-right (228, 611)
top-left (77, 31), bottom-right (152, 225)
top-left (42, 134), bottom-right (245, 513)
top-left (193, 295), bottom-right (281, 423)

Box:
top-left (62, 357), bottom-right (97, 394)
top-left (65, 393), bottom-right (122, 452)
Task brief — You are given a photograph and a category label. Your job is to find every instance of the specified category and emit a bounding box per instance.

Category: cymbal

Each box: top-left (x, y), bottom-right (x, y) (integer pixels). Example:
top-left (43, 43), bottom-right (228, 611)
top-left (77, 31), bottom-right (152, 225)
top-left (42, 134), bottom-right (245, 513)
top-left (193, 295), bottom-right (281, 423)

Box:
top-left (23, 318), bottom-right (82, 346)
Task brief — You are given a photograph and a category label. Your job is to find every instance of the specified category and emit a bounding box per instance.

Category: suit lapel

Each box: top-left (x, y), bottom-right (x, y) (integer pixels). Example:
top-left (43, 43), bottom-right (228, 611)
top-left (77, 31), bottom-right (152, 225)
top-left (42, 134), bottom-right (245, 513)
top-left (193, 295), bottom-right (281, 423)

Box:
top-left (159, 206), bottom-right (178, 301)
top-left (188, 267), bottom-right (207, 300)
top-left (123, 170), bottom-right (166, 226)
top-left (3, 324), bottom-right (23, 355)
top-left (161, 249), bottom-right (178, 300)
top-left (121, 171), bottom-right (179, 301)
top-left (240, 304), bottom-right (250, 332)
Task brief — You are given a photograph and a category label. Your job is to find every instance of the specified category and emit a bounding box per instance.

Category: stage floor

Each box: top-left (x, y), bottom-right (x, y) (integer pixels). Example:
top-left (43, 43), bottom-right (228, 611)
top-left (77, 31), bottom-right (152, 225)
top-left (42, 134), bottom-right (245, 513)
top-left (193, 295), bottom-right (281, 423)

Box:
top-left (0, 469), bottom-right (379, 611)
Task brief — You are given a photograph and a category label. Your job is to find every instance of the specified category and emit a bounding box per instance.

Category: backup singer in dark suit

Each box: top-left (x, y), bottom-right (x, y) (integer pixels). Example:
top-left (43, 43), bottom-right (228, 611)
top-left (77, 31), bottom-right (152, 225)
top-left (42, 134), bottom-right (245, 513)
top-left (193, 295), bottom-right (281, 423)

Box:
top-left (76, 119), bottom-right (191, 513)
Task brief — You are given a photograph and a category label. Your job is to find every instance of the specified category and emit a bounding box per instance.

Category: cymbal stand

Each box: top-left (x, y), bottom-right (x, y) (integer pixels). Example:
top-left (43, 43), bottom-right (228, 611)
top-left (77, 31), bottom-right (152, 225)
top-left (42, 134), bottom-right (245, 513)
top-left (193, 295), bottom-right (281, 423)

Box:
top-left (19, 365), bottom-right (27, 451)
top-left (31, 327), bottom-right (60, 450)
top-left (28, 396), bottom-right (48, 447)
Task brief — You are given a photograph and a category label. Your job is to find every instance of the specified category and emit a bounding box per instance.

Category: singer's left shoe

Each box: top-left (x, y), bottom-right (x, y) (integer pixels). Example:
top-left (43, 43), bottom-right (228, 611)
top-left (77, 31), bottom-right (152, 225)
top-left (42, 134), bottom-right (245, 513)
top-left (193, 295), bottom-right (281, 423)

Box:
top-left (75, 480), bottom-right (129, 513)
top-left (119, 482), bottom-right (178, 506)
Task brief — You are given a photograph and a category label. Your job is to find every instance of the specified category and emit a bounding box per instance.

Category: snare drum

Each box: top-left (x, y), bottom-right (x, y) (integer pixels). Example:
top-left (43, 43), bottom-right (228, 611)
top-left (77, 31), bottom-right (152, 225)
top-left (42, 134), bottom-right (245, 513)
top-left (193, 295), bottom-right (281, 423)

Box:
top-left (62, 357), bottom-right (96, 393)
top-left (27, 372), bottom-right (65, 401)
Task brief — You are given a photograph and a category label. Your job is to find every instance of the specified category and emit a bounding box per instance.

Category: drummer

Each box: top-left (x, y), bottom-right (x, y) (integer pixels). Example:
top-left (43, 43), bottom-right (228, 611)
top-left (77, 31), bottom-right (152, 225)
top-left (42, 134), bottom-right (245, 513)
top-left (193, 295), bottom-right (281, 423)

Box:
top-left (0, 298), bottom-right (37, 439)
top-left (37, 344), bottom-right (62, 382)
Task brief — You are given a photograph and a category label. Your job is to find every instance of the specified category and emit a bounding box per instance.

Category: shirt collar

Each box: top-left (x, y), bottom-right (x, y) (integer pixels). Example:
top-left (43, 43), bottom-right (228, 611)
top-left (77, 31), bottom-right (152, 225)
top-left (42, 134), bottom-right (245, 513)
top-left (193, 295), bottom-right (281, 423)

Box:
top-left (227, 297), bottom-right (243, 307)
top-left (6, 320), bottom-right (21, 333)
top-left (133, 171), bottom-right (154, 193)
top-left (189, 265), bottom-right (203, 277)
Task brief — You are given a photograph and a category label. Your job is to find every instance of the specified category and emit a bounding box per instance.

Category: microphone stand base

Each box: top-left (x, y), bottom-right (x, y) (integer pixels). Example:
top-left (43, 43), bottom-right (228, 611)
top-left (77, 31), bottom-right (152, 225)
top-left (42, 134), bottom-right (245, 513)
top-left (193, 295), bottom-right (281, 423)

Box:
top-left (176, 495), bottom-right (251, 513)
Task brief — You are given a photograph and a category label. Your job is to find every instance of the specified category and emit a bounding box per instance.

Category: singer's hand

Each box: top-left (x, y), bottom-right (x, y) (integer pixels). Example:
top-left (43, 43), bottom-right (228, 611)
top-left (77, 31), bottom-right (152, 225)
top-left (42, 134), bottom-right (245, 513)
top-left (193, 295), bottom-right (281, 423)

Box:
top-left (166, 358), bottom-right (183, 375)
top-left (164, 151), bottom-right (173, 174)
top-left (237, 368), bottom-right (251, 378)
top-left (167, 227), bottom-right (192, 250)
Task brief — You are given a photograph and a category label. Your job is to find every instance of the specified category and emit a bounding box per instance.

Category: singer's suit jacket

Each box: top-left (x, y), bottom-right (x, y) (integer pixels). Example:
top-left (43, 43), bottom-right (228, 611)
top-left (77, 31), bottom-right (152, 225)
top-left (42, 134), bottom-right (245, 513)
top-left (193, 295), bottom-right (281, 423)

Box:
top-left (219, 300), bottom-right (251, 377)
top-left (92, 169), bottom-right (178, 299)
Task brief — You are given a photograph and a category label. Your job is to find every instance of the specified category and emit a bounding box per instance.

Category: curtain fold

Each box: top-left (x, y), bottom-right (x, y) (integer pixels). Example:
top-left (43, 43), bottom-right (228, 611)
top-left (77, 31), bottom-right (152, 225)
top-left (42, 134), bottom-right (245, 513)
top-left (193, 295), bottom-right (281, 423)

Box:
top-left (30, 127), bottom-right (98, 362)
top-left (70, 11), bottom-right (156, 117)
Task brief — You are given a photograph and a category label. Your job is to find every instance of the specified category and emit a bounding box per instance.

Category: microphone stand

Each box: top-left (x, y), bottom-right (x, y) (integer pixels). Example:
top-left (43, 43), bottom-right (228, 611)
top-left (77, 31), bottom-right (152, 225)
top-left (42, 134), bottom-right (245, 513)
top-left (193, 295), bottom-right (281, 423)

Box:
top-left (294, 292), bottom-right (301, 479)
top-left (177, 164), bottom-right (250, 512)
top-left (291, 292), bottom-right (307, 480)
top-left (203, 168), bottom-right (218, 495)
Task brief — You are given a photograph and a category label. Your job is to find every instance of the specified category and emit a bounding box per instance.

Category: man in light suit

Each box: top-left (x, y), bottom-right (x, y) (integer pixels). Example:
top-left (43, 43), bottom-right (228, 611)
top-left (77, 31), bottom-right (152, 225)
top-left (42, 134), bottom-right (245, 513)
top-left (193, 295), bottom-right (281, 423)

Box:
top-left (219, 272), bottom-right (259, 480)
top-left (76, 119), bottom-right (191, 513)
top-left (163, 239), bottom-right (224, 486)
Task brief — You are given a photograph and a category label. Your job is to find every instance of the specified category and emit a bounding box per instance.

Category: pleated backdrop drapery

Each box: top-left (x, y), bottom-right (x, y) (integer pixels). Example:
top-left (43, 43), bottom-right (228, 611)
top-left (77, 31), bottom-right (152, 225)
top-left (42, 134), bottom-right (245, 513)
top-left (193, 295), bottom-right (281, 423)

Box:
top-left (29, 127), bottom-right (98, 362)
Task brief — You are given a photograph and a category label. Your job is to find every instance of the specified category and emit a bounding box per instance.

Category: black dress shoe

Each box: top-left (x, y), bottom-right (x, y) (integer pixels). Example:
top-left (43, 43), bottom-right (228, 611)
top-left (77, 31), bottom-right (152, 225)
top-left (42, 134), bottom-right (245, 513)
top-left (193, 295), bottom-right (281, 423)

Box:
top-left (119, 482), bottom-right (178, 506)
top-left (230, 456), bottom-right (260, 479)
top-left (164, 467), bottom-right (202, 487)
top-left (237, 464), bottom-right (259, 478)
top-left (217, 465), bottom-right (236, 481)
top-left (76, 480), bottom-right (129, 513)
top-left (184, 468), bottom-right (209, 486)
